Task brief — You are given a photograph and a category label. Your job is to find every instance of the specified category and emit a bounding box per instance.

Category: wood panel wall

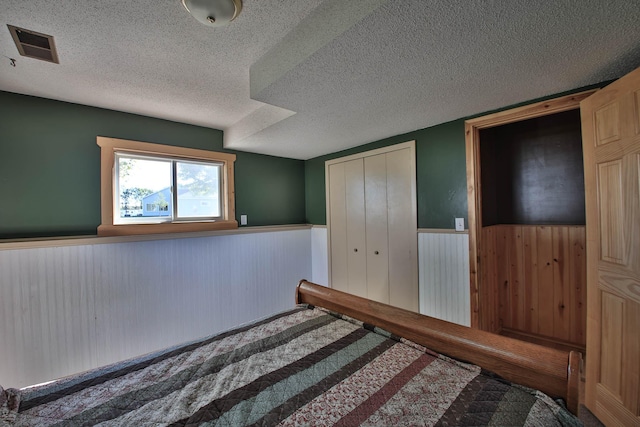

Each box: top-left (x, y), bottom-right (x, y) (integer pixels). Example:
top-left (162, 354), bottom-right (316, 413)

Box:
top-left (480, 225), bottom-right (586, 348)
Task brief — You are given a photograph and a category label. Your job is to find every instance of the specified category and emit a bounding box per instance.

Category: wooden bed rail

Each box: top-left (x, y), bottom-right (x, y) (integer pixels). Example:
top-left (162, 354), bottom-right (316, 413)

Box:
top-left (296, 280), bottom-right (581, 415)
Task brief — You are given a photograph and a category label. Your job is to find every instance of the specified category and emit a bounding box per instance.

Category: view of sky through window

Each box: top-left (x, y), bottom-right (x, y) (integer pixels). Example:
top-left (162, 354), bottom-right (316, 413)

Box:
top-left (176, 162), bottom-right (220, 218)
top-left (118, 156), bottom-right (171, 218)
top-left (116, 155), bottom-right (222, 221)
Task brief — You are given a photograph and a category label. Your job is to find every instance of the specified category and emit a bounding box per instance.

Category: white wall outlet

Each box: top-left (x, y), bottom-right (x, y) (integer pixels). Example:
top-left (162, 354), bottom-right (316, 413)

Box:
top-left (240, 214), bottom-right (247, 226)
top-left (455, 217), bottom-right (464, 232)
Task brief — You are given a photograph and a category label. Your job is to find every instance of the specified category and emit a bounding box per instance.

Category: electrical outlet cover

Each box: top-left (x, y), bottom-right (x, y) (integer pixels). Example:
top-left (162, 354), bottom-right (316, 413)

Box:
top-left (455, 218), bottom-right (464, 231)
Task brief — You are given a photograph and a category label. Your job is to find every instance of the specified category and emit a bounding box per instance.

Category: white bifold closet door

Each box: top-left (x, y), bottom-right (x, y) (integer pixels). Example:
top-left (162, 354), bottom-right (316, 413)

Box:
top-left (345, 159), bottom-right (368, 298)
top-left (364, 153), bottom-right (389, 303)
top-left (327, 141), bottom-right (418, 312)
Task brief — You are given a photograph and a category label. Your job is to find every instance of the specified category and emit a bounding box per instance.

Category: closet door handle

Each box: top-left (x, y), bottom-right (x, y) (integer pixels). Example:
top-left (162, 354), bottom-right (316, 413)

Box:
top-left (353, 248), bottom-right (358, 252)
top-left (374, 250), bottom-right (379, 255)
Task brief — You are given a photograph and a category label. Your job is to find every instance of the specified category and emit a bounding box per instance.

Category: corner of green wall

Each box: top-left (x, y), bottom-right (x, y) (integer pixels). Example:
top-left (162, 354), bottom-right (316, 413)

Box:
top-left (232, 150), bottom-right (306, 226)
top-left (0, 91), bottom-right (306, 239)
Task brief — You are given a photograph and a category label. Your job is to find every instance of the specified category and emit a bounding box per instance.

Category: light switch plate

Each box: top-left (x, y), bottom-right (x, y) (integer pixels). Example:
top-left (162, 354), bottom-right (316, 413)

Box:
top-left (455, 217), bottom-right (464, 232)
top-left (240, 214), bottom-right (247, 226)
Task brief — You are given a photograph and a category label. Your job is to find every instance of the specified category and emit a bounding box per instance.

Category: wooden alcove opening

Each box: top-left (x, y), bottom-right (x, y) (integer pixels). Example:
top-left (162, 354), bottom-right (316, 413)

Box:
top-left (465, 90), bottom-right (597, 352)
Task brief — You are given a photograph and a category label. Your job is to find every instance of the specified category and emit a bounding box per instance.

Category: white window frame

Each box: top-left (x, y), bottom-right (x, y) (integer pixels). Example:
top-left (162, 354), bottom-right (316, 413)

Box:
top-left (97, 136), bottom-right (237, 236)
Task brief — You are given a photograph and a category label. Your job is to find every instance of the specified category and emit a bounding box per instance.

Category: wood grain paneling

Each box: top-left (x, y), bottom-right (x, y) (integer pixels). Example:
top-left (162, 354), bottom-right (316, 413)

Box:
top-left (497, 225), bottom-right (510, 329)
top-left (537, 226), bottom-right (555, 338)
top-left (623, 299), bottom-right (640, 415)
top-left (481, 224), bottom-right (586, 348)
top-left (479, 226), bottom-right (499, 331)
top-left (510, 226), bottom-right (525, 331)
top-left (553, 227), bottom-right (571, 342)
top-left (569, 227), bottom-right (586, 345)
top-left (595, 383), bottom-right (640, 426)
top-left (523, 226), bottom-right (539, 334)
top-left (597, 160), bottom-right (625, 264)
top-left (600, 291), bottom-right (624, 397)
top-left (595, 102), bottom-right (621, 146)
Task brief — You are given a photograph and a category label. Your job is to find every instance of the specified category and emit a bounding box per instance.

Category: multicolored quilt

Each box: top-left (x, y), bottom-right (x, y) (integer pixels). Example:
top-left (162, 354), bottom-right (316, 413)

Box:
top-left (3, 305), bottom-right (580, 426)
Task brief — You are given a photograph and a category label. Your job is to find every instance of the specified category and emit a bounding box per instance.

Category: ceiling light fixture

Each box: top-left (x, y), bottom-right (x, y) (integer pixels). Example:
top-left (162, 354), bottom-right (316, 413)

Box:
top-left (181, 0), bottom-right (243, 27)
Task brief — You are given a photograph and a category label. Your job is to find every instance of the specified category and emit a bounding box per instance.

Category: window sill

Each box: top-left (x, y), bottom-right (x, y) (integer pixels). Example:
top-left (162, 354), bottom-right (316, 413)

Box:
top-left (97, 220), bottom-right (238, 237)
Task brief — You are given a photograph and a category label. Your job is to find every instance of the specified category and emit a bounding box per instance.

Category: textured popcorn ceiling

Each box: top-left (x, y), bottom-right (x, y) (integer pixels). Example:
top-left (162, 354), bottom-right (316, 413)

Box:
top-left (1, 0), bottom-right (639, 159)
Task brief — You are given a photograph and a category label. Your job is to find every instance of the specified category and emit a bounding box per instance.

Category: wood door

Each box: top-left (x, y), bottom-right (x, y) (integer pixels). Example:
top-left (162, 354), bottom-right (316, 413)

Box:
top-left (581, 66), bottom-right (640, 426)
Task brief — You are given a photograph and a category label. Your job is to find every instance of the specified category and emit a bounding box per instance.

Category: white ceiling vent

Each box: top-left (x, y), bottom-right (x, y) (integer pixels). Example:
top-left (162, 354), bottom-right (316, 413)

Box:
top-left (8, 25), bottom-right (59, 64)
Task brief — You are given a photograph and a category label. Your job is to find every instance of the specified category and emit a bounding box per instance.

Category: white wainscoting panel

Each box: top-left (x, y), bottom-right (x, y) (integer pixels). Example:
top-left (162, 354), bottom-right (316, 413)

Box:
top-left (0, 229), bottom-right (311, 389)
top-left (418, 231), bottom-right (471, 326)
top-left (311, 226), bottom-right (328, 286)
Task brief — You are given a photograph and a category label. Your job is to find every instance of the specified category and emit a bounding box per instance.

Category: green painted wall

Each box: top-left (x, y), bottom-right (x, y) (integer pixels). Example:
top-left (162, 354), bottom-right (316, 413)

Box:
top-left (305, 120), bottom-right (466, 229)
top-left (234, 152), bottom-right (305, 227)
top-left (2, 81), bottom-right (607, 238)
top-left (304, 82), bottom-right (608, 229)
top-left (0, 91), bottom-right (305, 239)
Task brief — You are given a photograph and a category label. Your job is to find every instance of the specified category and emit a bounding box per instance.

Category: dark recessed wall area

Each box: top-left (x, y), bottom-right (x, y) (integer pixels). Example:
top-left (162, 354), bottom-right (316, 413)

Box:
top-left (480, 109), bottom-right (585, 226)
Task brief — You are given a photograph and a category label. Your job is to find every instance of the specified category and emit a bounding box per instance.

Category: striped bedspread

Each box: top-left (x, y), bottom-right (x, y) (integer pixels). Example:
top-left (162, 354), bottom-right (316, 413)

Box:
top-left (4, 305), bottom-right (579, 426)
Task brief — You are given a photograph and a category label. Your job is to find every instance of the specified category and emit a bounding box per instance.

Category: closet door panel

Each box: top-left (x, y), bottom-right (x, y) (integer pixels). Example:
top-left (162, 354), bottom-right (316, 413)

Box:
top-left (364, 153), bottom-right (390, 304)
top-left (328, 163), bottom-right (349, 292)
top-left (386, 148), bottom-right (418, 311)
top-left (344, 159), bottom-right (367, 298)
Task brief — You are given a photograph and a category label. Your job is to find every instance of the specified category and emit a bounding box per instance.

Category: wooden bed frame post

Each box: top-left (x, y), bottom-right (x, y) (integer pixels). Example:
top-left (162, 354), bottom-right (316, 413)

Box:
top-left (296, 279), bottom-right (581, 415)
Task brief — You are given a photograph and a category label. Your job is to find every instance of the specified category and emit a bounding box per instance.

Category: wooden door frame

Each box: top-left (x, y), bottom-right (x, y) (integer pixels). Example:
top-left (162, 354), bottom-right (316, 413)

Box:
top-left (465, 90), bottom-right (598, 330)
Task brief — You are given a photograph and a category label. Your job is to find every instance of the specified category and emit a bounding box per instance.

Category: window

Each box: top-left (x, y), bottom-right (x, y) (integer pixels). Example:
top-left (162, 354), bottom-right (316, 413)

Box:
top-left (97, 137), bottom-right (237, 236)
top-left (115, 154), bottom-right (222, 223)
